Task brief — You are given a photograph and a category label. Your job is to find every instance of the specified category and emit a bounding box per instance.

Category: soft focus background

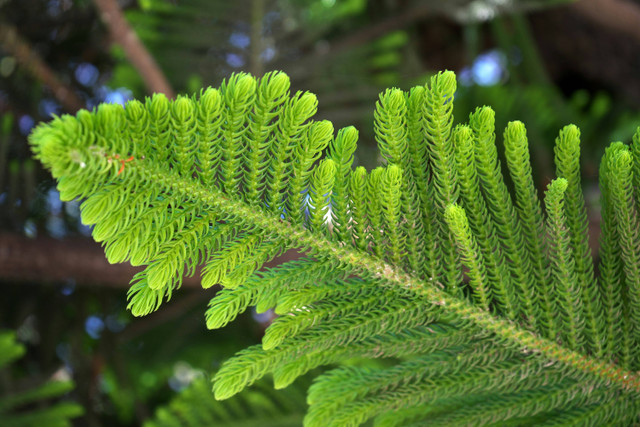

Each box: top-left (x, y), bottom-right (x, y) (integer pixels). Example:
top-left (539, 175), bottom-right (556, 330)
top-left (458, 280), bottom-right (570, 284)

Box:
top-left (1, 0), bottom-right (640, 425)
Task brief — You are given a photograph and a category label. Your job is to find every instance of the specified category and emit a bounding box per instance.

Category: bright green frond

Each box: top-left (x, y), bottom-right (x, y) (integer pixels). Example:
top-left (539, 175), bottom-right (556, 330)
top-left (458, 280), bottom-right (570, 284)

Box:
top-left (605, 145), bottom-right (640, 369)
top-left (307, 358), bottom-right (566, 427)
top-left (554, 125), bottom-right (603, 355)
top-left (544, 178), bottom-right (586, 352)
top-left (266, 91), bottom-right (318, 213)
top-left (503, 121), bottom-right (556, 338)
top-left (445, 204), bottom-right (491, 310)
top-left (426, 381), bottom-right (611, 427)
top-left (30, 69), bottom-right (640, 426)
top-left (170, 95), bottom-right (197, 177)
top-left (195, 86), bottom-right (223, 187)
top-left (328, 126), bottom-right (358, 241)
top-left (245, 71), bottom-right (290, 205)
top-left (272, 325), bottom-right (475, 389)
top-left (287, 120), bottom-right (333, 224)
top-left (406, 86), bottom-right (437, 279)
top-left (366, 167), bottom-right (385, 257)
top-left (470, 106), bottom-right (538, 329)
top-left (205, 258), bottom-right (346, 330)
top-left (309, 159), bottom-right (336, 233)
top-left (380, 165), bottom-right (404, 265)
top-left (220, 73), bottom-right (257, 195)
top-left (452, 124), bottom-right (518, 320)
top-left (423, 71), bottom-right (461, 294)
top-left (598, 142), bottom-right (632, 365)
top-left (348, 166), bottom-right (368, 251)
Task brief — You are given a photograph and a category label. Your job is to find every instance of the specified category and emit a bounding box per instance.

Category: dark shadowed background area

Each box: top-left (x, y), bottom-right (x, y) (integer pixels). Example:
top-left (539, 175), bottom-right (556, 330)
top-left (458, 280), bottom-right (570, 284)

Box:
top-left (1, 0), bottom-right (640, 425)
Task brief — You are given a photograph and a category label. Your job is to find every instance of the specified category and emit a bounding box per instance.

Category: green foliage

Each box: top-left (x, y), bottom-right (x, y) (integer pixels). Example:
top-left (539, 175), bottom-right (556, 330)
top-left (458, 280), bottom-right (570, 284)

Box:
top-left (144, 375), bottom-right (307, 427)
top-left (0, 331), bottom-right (83, 427)
top-left (30, 70), bottom-right (640, 425)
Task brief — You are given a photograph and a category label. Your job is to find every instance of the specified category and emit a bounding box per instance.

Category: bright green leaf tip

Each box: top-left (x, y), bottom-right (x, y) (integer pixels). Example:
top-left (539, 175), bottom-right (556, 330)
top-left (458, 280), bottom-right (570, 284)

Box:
top-left (444, 203), bottom-right (465, 223)
top-left (547, 178), bottom-right (569, 200)
top-left (504, 120), bottom-right (526, 141)
top-left (432, 70), bottom-right (457, 95)
top-left (470, 105), bottom-right (495, 126)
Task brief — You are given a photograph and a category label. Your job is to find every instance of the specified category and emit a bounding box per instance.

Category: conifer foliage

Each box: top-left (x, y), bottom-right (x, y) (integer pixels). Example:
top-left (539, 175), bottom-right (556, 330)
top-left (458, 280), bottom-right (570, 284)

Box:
top-left (144, 375), bottom-right (307, 427)
top-left (30, 70), bottom-right (640, 425)
top-left (0, 331), bottom-right (83, 426)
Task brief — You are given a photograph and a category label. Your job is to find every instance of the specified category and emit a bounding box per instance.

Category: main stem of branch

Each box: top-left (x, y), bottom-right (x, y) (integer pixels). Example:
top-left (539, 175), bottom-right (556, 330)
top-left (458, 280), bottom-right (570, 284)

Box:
top-left (133, 159), bottom-right (640, 396)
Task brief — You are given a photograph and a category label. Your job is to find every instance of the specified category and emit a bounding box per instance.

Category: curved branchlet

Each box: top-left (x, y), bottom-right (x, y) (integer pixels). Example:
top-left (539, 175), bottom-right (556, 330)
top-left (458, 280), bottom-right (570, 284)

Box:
top-left (544, 178), bottom-right (585, 352)
top-left (29, 70), bottom-right (640, 426)
top-left (423, 71), bottom-right (462, 295)
top-left (328, 127), bottom-right (358, 242)
top-left (598, 142), bottom-right (631, 365)
top-left (605, 146), bottom-right (640, 369)
top-left (170, 95), bottom-right (197, 177)
top-left (503, 121), bottom-right (556, 339)
top-left (266, 90), bottom-right (317, 213)
top-left (470, 107), bottom-right (537, 329)
top-left (348, 167), bottom-right (368, 251)
top-left (375, 88), bottom-right (423, 274)
top-left (406, 86), bottom-right (438, 279)
top-left (366, 167), bottom-right (386, 258)
top-left (380, 165), bottom-right (404, 266)
top-left (195, 87), bottom-right (223, 187)
top-left (309, 159), bottom-right (337, 234)
top-left (631, 127), bottom-right (640, 215)
top-left (220, 73), bottom-right (256, 195)
top-left (146, 93), bottom-right (171, 163)
top-left (244, 71), bottom-right (290, 204)
top-left (287, 120), bottom-right (333, 224)
top-left (445, 204), bottom-right (491, 310)
top-left (554, 125), bottom-right (603, 356)
top-left (452, 124), bottom-right (517, 320)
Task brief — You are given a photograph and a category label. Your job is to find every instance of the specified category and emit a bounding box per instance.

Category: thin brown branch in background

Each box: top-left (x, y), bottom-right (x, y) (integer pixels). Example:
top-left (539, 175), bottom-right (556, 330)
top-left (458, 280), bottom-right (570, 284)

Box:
top-left (0, 232), bottom-right (302, 288)
top-left (572, 0), bottom-right (640, 44)
top-left (0, 233), bottom-right (199, 288)
top-left (328, 4), bottom-right (433, 55)
top-left (0, 21), bottom-right (84, 113)
top-left (118, 290), bottom-right (211, 342)
top-left (274, 4), bottom-right (436, 80)
top-left (92, 0), bottom-right (175, 98)
top-left (250, 0), bottom-right (265, 77)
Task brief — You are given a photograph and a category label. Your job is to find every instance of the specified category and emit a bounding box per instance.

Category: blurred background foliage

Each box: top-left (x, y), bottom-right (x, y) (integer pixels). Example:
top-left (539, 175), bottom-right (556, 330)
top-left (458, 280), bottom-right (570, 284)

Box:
top-left (2, 0), bottom-right (640, 425)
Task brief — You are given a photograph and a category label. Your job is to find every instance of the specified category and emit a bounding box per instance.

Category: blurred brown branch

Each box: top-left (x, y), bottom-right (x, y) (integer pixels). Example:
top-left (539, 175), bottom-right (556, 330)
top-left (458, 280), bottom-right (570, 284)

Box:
top-left (92, 0), bottom-right (175, 98)
top-left (0, 21), bottom-right (84, 113)
top-left (573, 0), bottom-right (640, 43)
top-left (0, 232), bottom-right (302, 288)
top-left (0, 232), bottom-right (199, 288)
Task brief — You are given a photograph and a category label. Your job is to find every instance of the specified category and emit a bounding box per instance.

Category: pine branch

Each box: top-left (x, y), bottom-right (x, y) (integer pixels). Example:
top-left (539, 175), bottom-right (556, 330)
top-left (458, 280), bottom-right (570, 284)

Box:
top-left (33, 141), bottom-right (640, 393)
top-left (29, 70), bottom-right (640, 425)
top-left (554, 125), bottom-right (603, 356)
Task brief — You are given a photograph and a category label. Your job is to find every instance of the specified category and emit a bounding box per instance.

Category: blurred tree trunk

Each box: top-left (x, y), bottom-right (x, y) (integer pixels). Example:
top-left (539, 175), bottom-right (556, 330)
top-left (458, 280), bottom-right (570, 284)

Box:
top-left (92, 0), bottom-right (175, 98)
top-left (0, 21), bottom-right (84, 113)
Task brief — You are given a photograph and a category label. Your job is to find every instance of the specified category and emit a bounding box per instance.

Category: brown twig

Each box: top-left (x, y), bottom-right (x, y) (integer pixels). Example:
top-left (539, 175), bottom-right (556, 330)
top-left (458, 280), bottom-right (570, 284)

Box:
top-left (250, 0), bottom-right (265, 77)
top-left (0, 232), bottom-right (302, 288)
top-left (572, 0), bottom-right (640, 44)
top-left (0, 21), bottom-right (84, 113)
top-left (273, 4), bottom-right (436, 81)
top-left (92, 0), bottom-right (175, 98)
top-left (328, 4), bottom-right (433, 55)
top-left (0, 232), bottom-right (199, 288)
top-left (118, 290), bottom-right (213, 342)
